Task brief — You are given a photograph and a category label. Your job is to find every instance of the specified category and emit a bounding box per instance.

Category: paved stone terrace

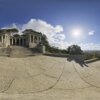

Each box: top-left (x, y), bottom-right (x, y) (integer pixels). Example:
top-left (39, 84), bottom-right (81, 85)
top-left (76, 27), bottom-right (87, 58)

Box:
top-left (0, 55), bottom-right (100, 100)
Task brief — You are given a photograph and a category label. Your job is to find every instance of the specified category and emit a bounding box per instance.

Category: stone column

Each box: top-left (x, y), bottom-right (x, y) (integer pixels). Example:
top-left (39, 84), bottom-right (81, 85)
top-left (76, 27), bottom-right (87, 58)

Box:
top-left (15, 38), bottom-right (17, 45)
top-left (0, 36), bottom-right (1, 42)
top-left (33, 36), bottom-right (34, 43)
top-left (2, 36), bottom-right (3, 43)
top-left (24, 38), bottom-right (27, 45)
top-left (32, 35), bottom-right (34, 42)
top-left (19, 38), bottom-right (21, 45)
top-left (12, 39), bottom-right (13, 45)
top-left (30, 34), bottom-right (31, 42)
top-left (10, 39), bottom-right (12, 45)
top-left (3, 35), bottom-right (5, 43)
top-left (5, 35), bottom-right (7, 46)
top-left (37, 37), bottom-right (39, 43)
top-left (21, 39), bottom-right (23, 45)
top-left (22, 39), bottom-right (24, 45)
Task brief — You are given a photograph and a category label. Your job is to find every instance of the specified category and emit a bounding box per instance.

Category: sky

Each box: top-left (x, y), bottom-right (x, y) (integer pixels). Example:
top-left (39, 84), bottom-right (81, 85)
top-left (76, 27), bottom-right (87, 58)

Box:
top-left (0, 0), bottom-right (100, 50)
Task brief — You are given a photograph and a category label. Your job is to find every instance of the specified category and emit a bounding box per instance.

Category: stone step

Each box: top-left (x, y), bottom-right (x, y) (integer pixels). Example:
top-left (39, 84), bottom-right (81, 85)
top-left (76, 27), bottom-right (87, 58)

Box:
top-left (0, 46), bottom-right (41, 57)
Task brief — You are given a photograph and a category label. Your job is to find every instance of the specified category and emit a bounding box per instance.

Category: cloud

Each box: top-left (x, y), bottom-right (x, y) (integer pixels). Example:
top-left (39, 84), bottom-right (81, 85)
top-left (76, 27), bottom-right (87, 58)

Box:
top-left (78, 43), bottom-right (100, 50)
top-left (22, 19), bottom-right (64, 46)
top-left (3, 19), bottom-right (65, 49)
top-left (88, 30), bottom-right (95, 36)
top-left (2, 19), bottom-right (100, 50)
top-left (22, 19), bottom-right (63, 34)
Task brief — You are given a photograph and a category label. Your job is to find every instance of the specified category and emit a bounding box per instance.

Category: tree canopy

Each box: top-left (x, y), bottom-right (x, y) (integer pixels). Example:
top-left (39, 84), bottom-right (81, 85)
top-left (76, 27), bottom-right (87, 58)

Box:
top-left (67, 45), bottom-right (83, 55)
top-left (41, 34), bottom-right (49, 46)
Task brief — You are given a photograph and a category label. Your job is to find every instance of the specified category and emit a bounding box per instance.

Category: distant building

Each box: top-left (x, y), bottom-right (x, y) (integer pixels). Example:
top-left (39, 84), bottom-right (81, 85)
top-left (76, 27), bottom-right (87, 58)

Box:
top-left (0, 29), bottom-right (42, 48)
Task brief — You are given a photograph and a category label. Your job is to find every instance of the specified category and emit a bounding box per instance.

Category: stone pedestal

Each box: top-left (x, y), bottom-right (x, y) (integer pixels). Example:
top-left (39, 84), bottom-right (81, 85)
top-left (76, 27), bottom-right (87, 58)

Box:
top-left (41, 45), bottom-right (45, 53)
top-left (38, 44), bottom-right (45, 53)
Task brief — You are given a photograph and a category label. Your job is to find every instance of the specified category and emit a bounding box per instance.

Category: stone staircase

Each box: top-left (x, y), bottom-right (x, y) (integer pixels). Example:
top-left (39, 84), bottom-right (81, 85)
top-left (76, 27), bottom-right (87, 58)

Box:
top-left (0, 47), bottom-right (9, 56)
top-left (0, 46), bottom-right (41, 57)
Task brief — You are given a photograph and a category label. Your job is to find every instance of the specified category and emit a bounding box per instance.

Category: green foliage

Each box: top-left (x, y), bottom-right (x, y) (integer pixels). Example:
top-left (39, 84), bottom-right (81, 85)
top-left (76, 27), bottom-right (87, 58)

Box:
top-left (67, 45), bottom-right (83, 55)
top-left (83, 53), bottom-right (93, 60)
top-left (83, 52), bottom-right (100, 60)
top-left (46, 46), bottom-right (68, 54)
top-left (41, 34), bottom-right (49, 46)
top-left (40, 34), bottom-right (68, 54)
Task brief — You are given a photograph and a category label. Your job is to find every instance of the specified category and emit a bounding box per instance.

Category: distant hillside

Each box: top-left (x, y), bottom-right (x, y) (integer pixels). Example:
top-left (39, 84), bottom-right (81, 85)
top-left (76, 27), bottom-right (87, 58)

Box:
top-left (84, 50), bottom-right (100, 54)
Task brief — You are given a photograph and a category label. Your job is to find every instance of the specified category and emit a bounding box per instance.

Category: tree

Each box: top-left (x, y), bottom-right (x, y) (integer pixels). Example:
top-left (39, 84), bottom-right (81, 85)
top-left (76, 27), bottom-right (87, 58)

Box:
top-left (67, 45), bottom-right (83, 55)
top-left (41, 34), bottom-right (49, 46)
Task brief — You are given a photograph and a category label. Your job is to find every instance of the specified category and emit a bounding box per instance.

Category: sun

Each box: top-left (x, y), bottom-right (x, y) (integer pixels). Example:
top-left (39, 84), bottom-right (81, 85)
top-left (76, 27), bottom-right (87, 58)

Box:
top-left (72, 29), bottom-right (82, 37)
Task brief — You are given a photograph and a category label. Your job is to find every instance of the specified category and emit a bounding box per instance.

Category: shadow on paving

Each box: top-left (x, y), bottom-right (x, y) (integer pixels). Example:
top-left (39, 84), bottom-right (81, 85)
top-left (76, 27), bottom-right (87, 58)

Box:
top-left (67, 56), bottom-right (88, 67)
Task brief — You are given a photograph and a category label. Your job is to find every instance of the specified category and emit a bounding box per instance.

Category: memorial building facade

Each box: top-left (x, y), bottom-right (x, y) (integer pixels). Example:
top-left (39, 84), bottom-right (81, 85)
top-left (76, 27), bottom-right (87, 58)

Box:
top-left (0, 29), bottom-right (42, 48)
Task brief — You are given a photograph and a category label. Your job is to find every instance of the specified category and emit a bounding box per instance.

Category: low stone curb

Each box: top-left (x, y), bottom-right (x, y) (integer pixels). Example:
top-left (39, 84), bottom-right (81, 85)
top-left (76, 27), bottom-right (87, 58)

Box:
top-left (84, 58), bottom-right (100, 63)
top-left (43, 53), bottom-right (69, 58)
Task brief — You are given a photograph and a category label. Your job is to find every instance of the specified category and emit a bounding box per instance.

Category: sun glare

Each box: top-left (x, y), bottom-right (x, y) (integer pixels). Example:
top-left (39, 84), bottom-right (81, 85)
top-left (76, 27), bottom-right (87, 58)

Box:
top-left (72, 29), bottom-right (82, 37)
